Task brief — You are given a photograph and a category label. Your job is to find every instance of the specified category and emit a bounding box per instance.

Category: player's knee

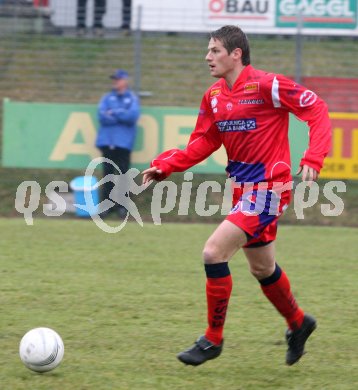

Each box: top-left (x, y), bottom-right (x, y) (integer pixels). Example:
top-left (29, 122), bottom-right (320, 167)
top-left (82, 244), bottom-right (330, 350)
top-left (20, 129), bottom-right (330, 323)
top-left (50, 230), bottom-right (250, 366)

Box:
top-left (249, 263), bottom-right (274, 280)
top-left (202, 242), bottom-right (223, 264)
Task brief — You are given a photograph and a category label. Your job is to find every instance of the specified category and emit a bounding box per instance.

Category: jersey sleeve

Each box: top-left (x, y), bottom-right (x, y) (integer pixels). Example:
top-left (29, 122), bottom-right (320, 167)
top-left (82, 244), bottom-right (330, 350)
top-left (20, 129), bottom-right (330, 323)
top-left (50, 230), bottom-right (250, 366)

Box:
top-left (266, 74), bottom-right (331, 173)
top-left (150, 95), bottom-right (222, 180)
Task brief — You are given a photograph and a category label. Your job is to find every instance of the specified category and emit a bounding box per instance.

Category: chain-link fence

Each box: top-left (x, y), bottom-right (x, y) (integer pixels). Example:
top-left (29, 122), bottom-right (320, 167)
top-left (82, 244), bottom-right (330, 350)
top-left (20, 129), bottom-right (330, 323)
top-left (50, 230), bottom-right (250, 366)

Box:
top-left (0, 1), bottom-right (357, 108)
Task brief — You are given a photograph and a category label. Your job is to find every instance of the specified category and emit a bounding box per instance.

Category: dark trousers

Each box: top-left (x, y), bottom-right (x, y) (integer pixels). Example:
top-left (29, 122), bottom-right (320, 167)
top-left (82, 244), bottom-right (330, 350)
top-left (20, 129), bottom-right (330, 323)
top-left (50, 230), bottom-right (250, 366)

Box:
top-left (77, 0), bottom-right (106, 29)
top-left (122, 0), bottom-right (131, 29)
top-left (99, 146), bottom-right (131, 208)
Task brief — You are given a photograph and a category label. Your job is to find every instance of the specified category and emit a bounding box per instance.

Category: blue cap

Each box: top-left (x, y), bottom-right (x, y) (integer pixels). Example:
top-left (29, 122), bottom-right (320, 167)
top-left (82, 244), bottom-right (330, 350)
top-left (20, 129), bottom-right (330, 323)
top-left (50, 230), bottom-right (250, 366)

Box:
top-left (110, 69), bottom-right (129, 80)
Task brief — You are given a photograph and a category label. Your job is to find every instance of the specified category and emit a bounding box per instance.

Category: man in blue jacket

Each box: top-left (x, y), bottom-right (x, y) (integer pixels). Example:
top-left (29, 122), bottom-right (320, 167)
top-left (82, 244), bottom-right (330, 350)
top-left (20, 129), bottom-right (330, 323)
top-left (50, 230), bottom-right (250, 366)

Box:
top-left (96, 69), bottom-right (140, 217)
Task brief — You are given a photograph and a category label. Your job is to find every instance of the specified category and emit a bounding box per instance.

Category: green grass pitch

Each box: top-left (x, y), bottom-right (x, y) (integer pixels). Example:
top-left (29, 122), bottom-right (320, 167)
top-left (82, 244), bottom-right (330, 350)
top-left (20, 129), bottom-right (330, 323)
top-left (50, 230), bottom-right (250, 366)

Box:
top-left (0, 218), bottom-right (357, 389)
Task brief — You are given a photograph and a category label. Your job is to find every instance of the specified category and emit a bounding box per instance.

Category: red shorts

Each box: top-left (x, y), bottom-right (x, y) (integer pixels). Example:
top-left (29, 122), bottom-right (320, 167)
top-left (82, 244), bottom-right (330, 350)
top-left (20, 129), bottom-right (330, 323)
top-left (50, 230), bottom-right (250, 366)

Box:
top-left (226, 183), bottom-right (291, 247)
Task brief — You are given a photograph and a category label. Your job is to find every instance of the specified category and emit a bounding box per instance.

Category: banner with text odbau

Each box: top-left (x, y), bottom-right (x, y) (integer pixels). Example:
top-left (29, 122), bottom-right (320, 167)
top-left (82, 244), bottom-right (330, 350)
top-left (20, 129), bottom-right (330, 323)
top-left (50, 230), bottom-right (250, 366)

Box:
top-left (131, 0), bottom-right (358, 36)
top-left (2, 100), bottom-right (358, 179)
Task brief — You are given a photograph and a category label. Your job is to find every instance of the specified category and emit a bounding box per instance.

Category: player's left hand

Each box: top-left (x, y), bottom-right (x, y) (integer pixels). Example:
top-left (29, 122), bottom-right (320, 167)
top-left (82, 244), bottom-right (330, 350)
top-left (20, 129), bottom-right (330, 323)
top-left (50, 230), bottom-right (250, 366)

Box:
top-left (296, 164), bottom-right (318, 186)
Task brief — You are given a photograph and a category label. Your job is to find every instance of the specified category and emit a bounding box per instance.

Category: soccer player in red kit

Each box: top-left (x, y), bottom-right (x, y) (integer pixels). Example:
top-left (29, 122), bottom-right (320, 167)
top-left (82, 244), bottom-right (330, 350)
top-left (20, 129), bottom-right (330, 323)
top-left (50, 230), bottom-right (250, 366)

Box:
top-left (142, 25), bottom-right (331, 366)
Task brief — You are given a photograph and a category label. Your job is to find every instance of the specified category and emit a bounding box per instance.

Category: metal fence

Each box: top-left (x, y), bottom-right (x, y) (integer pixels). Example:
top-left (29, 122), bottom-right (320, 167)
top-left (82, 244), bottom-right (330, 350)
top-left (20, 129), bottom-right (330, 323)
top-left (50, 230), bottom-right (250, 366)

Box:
top-left (0, 1), bottom-right (357, 110)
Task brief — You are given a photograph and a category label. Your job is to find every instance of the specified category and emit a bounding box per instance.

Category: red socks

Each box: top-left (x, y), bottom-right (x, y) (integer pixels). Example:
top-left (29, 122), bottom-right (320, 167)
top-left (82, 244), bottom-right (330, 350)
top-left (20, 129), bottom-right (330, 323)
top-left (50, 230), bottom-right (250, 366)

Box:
top-left (204, 263), bottom-right (232, 345)
top-left (260, 263), bottom-right (304, 330)
top-left (203, 262), bottom-right (304, 346)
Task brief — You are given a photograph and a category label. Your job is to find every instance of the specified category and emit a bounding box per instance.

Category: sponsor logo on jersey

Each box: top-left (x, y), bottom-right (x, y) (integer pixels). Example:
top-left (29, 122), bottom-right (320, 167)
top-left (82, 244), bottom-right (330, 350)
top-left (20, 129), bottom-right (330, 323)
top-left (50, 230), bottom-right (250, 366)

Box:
top-left (238, 99), bottom-right (265, 105)
top-left (210, 88), bottom-right (221, 97)
top-left (211, 97), bottom-right (218, 108)
top-left (244, 82), bottom-right (259, 94)
top-left (217, 118), bottom-right (257, 132)
top-left (226, 102), bottom-right (233, 111)
top-left (299, 90), bottom-right (317, 107)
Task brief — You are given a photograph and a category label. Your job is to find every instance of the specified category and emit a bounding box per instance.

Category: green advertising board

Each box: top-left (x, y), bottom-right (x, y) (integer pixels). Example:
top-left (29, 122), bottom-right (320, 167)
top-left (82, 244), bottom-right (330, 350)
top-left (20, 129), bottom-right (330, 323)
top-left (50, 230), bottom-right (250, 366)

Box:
top-left (276, 0), bottom-right (357, 29)
top-left (2, 99), bottom-right (309, 174)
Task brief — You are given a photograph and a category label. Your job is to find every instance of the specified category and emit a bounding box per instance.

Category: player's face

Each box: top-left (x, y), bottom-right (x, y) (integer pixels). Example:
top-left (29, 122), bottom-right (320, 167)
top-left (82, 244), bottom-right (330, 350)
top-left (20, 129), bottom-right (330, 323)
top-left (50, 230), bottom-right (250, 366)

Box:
top-left (205, 38), bottom-right (237, 79)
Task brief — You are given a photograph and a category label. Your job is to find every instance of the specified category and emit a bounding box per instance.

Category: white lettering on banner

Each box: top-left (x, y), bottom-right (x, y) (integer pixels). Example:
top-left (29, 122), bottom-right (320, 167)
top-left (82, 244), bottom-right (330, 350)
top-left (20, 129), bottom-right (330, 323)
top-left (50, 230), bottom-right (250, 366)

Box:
top-left (279, 0), bottom-right (354, 17)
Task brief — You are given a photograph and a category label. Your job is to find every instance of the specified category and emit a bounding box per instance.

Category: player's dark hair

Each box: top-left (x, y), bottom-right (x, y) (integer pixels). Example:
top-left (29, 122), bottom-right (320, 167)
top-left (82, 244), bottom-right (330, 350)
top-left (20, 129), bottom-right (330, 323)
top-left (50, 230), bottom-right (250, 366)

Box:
top-left (210, 25), bottom-right (250, 65)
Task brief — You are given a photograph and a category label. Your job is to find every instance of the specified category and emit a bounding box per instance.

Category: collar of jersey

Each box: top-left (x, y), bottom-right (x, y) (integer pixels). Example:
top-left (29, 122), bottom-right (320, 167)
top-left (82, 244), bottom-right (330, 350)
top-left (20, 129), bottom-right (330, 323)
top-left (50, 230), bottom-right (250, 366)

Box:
top-left (222, 64), bottom-right (253, 94)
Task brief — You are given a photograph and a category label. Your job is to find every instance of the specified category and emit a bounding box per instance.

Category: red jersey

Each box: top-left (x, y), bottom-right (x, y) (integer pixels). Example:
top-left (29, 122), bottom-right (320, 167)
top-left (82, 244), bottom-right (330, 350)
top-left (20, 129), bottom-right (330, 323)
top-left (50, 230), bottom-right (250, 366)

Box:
top-left (151, 65), bottom-right (331, 184)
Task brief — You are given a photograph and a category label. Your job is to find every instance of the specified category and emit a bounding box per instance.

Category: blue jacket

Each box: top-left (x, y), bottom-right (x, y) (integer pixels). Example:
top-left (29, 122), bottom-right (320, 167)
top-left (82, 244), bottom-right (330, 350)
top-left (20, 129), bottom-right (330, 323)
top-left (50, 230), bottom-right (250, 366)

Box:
top-left (96, 89), bottom-right (140, 151)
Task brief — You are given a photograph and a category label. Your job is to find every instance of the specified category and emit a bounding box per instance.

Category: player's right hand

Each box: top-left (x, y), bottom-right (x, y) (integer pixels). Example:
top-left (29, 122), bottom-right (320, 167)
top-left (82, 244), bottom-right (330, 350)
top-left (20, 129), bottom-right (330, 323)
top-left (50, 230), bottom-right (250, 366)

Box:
top-left (296, 164), bottom-right (318, 187)
top-left (142, 166), bottom-right (163, 184)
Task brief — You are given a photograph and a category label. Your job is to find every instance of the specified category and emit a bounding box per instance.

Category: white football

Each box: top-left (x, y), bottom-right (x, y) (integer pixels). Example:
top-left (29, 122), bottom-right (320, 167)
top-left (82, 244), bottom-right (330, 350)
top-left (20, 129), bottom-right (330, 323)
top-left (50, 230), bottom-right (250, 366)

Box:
top-left (19, 327), bottom-right (64, 373)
